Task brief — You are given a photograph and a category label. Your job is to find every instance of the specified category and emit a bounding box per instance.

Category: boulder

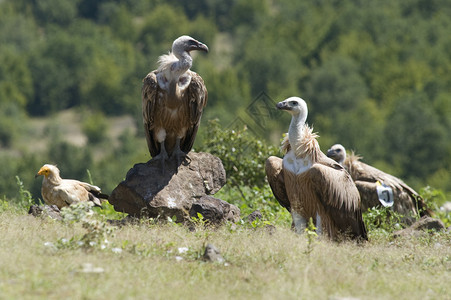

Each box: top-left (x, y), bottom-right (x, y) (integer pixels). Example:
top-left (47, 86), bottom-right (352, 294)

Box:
top-left (393, 216), bottom-right (445, 238)
top-left (109, 152), bottom-right (240, 224)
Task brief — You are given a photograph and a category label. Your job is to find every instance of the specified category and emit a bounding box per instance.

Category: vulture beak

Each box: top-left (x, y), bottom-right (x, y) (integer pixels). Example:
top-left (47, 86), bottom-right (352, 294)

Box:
top-left (326, 149), bottom-right (336, 158)
top-left (35, 168), bottom-right (45, 178)
top-left (276, 101), bottom-right (290, 111)
top-left (189, 40), bottom-right (209, 53)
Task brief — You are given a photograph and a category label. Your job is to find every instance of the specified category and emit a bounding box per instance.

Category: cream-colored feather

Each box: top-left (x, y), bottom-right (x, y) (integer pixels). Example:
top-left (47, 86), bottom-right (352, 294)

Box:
top-left (36, 164), bottom-right (106, 209)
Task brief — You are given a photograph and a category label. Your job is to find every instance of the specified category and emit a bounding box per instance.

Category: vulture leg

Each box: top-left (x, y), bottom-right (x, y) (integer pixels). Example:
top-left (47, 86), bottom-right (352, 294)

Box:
top-left (152, 142), bottom-right (169, 173)
top-left (171, 138), bottom-right (186, 166)
top-left (316, 213), bottom-right (322, 235)
top-left (291, 211), bottom-right (307, 234)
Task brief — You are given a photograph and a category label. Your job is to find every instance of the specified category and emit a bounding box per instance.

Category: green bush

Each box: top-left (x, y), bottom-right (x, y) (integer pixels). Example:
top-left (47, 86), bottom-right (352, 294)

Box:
top-left (420, 186), bottom-right (451, 228)
top-left (82, 111), bottom-right (108, 144)
top-left (200, 119), bottom-right (279, 188)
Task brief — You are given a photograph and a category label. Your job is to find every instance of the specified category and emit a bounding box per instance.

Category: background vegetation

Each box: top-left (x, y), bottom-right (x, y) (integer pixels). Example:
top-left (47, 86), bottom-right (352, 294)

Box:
top-left (1, 0), bottom-right (451, 214)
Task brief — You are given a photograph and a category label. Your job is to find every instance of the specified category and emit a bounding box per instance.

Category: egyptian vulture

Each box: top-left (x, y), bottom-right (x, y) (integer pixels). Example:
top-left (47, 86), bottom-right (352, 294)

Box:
top-left (142, 35), bottom-right (208, 166)
top-left (269, 97), bottom-right (367, 241)
top-left (326, 144), bottom-right (431, 224)
top-left (36, 164), bottom-right (108, 209)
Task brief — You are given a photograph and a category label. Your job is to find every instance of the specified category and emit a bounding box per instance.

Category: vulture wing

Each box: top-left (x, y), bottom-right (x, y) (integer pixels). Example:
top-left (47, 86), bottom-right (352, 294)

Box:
top-left (180, 71), bottom-right (208, 153)
top-left (346, 157), bottom-right (403, 190)
top-left (311, 154), bottom-right (367, 240)
top-left (52, 181), bottom-right (89, 207)
top-left (142, 71), bottom-right (160, 157)
top-left (265, 156), bottom-right (291, 212)
top-left (347, 156), bottom-right (431, 216)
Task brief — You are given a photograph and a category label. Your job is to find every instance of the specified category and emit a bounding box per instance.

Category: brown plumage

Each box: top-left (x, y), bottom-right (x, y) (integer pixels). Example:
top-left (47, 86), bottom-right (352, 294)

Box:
top-left (270, 97), bottom-right (367, 241)
top-left (36, 164), bottom-right (107, 209)
top-left (326, 144), bottom-right (431, 224)
top-left (265, 156), bottom-right (290, 212)
top-left (142, 35), bottom-right (208, 164)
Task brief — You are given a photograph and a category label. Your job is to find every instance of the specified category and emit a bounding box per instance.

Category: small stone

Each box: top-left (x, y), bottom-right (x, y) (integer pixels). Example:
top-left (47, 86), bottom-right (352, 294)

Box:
top-left (203, 243), bottom-right (224, 263)
top-left (246, 210), bottom-right (263, 223)
top-left (28, 204), bottom-right (62, 220)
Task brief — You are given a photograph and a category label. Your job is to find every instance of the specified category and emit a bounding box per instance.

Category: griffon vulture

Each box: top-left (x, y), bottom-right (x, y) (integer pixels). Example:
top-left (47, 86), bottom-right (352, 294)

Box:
top-left (326, 144), bottom-right (431, 224)
top-left (272, 97), bottom-right (367, 241)
top-left (142, 35), bottom-right (208, 166)
top-left (36, 164), bottom-right (108, 209)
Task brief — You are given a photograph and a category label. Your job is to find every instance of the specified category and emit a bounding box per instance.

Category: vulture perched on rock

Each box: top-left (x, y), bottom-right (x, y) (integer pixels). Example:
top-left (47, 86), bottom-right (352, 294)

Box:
top-left (142, 35), bottom-right (208, 167)
top-left (267, 97), bottom-right (367, 241)
top-left (36, 164), bottom-right (108, 209)
top-left (326, 144), bottom-right (431, 224)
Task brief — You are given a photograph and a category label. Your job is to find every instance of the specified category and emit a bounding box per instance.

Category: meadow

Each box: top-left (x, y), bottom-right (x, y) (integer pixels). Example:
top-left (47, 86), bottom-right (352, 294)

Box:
top-left (0, 201), bottom-right (449, 300)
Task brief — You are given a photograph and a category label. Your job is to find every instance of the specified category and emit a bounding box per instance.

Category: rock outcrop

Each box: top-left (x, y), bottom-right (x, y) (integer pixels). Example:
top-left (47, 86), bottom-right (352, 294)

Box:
top-left (109, 152), bottom-right (239, 224)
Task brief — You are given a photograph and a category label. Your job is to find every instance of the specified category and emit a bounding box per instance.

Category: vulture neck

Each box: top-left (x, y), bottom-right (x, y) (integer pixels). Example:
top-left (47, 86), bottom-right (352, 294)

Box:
top-left (167, 51), bottom-right (192, 103)
top-left (171, 51), bottom-right (192, 79)
top-left (288, 113), bottom-right (307, 154)
top-left (288, 113), bottom-right (320, 161)
top-left (45, 172), bottom-right (62, 186)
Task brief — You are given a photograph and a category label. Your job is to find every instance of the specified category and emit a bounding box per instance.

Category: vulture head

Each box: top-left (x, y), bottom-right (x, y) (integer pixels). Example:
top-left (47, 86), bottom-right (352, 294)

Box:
top-left (277, 97), bottom-right (308, 123)
top-left (36, 164), bottom-right (60, 178)
top-left (326, 144), bottom-right (347, 165)
top-left (172, 35), bottom-right (209, 58)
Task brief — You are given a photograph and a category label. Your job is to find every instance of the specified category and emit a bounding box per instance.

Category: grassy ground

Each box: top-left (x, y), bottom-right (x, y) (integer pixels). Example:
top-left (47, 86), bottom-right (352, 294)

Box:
top-left (0, 207), bottom-right (450, 300)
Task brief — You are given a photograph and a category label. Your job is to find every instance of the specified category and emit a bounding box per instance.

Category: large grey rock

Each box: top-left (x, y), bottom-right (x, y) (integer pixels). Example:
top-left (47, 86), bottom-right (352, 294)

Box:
top-left (109, 152), bottom-right (239, 224)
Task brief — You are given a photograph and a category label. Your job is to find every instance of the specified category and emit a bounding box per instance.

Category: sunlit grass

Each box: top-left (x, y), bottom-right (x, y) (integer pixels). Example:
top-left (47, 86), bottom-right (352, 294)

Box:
top-left (0, 207), bottom-right (449, 299)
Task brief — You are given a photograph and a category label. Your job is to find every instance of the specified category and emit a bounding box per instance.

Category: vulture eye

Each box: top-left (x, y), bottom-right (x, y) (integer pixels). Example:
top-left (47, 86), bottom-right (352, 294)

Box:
top-left (336, 149), bottom-right (341, 152)
top-left (188, 40), bottom-right (199, 46)
top-left (290, 101), bottom-right (297, 106)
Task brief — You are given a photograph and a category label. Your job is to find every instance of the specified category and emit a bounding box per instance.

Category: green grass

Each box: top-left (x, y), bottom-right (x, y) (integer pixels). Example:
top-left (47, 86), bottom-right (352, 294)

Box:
top-left (0, 206), bottom-right (450, 300)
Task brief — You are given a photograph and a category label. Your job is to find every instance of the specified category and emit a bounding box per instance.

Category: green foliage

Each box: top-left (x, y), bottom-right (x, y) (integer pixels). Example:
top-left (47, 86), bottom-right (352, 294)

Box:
top-left (363, 207), bottom-right (404, 239)
top-left (419, 186), bottom-right (451, 228)
top-left (82, 111), bottom-right (108, 144)
top-left (201, 119), bottom-right (278, 188)
top-left (59, 201), bottom-right (116, 251)
top-left (15, 176), bottom-right (34, 208)
top-left (304, 217), bottom-right (317, 257)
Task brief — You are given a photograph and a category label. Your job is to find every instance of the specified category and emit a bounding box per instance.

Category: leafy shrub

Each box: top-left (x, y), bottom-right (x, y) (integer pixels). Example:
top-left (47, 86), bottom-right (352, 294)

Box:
top-left (363, 206), bottom-right (404, 238)
top-left (420, 186), bottom-right (451, 228)
top-left (59, 202), bottom-right (116, 251)
top-left (200, 119), bottom-right (279, 188)
top-left (200, 120), bottom-right (291, 224)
